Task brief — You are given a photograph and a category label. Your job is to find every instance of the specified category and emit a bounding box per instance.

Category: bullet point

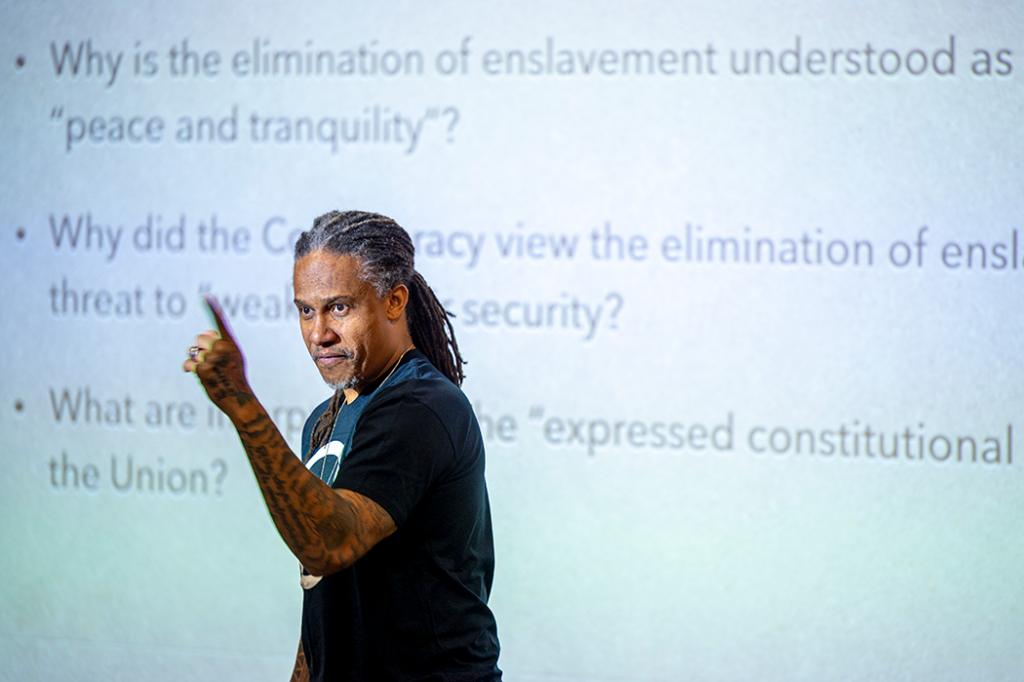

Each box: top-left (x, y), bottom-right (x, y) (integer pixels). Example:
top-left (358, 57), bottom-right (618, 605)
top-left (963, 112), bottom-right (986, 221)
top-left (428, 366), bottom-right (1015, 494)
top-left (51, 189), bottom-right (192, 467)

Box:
top-left (16, 228), bottom-right (25, 240)
top-left (15, 56), bottom-right (25, 68)
top-left (14, 400), bottom-right (24, 413)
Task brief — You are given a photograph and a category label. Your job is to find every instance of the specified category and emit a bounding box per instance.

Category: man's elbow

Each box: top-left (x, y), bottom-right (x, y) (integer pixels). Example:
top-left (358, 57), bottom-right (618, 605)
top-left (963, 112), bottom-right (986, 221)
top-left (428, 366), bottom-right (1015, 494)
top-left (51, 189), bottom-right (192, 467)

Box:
top-left (300, 490), bottom-right (395, 575)
top-left (301, 544), bottom-right (359, 577)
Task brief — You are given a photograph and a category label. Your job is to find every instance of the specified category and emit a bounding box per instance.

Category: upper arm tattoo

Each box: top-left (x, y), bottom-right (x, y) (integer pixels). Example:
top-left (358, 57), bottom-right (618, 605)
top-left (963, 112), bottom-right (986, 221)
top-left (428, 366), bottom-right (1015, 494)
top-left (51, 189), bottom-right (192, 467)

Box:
top-left (330, 489), bottom-right (397, 565)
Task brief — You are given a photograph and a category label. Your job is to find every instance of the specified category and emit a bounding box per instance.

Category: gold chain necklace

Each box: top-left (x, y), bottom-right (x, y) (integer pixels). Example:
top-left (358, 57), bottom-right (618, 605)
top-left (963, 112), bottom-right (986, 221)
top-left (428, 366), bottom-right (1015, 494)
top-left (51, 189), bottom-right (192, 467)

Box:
top-left (376, 347), bottom-right (411, 394)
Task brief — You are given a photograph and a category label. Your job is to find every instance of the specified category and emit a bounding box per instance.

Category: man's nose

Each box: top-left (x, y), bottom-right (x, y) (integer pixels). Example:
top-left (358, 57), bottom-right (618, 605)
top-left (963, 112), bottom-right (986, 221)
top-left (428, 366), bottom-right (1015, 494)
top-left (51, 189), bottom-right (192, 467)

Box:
top-left (310, 315), bottom-right (339, 345)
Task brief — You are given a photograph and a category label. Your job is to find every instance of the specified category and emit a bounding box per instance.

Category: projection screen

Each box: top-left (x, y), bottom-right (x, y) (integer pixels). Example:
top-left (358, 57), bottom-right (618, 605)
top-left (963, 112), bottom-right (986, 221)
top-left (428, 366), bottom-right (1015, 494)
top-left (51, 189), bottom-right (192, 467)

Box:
top-left (1, 1), bottom-right (1022, 680)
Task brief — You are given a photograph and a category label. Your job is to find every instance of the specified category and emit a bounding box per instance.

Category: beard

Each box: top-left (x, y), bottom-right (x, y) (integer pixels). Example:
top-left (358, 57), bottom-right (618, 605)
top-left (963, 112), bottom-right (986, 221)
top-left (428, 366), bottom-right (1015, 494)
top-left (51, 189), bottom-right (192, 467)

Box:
top-left (326, 375), bottom-right (359, 391)
top-left (312, 348), bottom-right (359, 391)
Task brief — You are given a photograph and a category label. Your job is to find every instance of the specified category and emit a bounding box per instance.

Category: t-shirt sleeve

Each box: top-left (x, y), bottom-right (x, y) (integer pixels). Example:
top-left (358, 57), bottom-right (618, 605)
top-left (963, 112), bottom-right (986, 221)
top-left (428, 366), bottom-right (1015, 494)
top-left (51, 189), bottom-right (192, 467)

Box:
top-left (333, 388), bottom-right (454, 527)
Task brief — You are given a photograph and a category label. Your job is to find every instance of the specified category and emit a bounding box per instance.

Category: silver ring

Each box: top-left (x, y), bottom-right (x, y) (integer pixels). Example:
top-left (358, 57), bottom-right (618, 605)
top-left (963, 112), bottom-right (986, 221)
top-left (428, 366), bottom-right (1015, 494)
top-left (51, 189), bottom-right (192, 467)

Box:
top-left (189, 346), bottom-right (201, 361)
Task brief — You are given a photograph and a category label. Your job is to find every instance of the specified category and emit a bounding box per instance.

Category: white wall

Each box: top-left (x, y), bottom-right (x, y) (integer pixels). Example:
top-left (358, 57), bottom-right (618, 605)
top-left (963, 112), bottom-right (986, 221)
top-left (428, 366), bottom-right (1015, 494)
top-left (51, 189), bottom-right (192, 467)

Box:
top-left (1, 2), bottom-right (1022, 680)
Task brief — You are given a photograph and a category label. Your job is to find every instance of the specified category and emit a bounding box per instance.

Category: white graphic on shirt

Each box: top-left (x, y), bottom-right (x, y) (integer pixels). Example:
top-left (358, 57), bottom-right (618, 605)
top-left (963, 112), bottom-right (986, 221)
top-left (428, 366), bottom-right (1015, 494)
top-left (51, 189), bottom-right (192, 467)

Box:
top-left (306, 439), bottom-right (343, 486)
top-left (301, 439), bottom-right (344, 589)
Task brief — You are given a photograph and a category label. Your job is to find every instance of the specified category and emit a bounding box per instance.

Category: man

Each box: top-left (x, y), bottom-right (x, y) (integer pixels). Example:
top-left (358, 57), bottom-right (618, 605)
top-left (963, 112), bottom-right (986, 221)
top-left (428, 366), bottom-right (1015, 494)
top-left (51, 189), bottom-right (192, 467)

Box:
top-left (184, 211), bottom-right (501, 681)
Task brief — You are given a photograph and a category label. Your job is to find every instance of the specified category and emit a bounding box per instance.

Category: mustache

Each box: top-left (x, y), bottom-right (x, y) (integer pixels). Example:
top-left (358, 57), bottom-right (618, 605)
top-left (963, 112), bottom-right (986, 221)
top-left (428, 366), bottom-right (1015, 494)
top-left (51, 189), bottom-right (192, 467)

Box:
top-left (313, 349), bottom-right (353, 360)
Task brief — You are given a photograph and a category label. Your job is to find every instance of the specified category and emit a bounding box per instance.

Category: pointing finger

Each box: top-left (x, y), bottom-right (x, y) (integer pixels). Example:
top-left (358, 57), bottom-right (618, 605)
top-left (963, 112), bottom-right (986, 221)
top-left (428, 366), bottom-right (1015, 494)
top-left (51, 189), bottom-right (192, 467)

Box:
top-left (204, 295), bottom-right (234, 341)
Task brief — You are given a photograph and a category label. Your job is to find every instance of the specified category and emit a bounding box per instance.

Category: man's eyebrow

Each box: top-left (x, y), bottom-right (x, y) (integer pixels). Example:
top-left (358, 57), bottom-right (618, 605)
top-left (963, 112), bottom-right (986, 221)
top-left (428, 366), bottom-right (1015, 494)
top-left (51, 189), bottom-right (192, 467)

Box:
top-left (293, 295), bottom-right (357, 307)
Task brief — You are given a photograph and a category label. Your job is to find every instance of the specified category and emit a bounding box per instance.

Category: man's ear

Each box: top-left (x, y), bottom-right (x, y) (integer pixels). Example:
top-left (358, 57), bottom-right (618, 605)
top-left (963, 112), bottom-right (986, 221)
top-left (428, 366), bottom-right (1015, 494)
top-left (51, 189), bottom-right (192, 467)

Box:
top-left (386, 284), bottom-right (410, 321)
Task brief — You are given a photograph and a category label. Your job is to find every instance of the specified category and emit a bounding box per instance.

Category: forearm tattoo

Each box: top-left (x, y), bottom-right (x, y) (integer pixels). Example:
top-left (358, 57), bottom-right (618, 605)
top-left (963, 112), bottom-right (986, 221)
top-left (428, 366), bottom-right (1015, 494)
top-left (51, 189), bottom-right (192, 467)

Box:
top-left (233, 405), bottom-right (395, 575)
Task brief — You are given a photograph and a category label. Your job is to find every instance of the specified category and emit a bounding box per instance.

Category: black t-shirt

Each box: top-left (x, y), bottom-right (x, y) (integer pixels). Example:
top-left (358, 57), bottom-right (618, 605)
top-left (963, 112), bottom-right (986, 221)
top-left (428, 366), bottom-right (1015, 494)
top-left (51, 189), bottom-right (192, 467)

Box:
top-left (299, 350), bottom-right (501, 682)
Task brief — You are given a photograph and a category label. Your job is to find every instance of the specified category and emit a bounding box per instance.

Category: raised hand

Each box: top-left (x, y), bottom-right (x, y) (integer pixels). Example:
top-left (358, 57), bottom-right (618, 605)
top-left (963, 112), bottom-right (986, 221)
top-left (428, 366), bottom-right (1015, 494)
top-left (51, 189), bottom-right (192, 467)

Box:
top-left (183, 296), bottom-right (255, 420)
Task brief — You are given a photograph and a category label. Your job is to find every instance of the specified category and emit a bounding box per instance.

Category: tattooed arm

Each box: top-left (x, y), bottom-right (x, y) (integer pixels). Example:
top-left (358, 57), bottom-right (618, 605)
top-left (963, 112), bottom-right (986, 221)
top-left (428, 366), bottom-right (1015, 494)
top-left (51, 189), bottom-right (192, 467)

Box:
top-left (184, 299), bottom-right (396, 576)
top-left (291, 639), bottom-right (309, 682)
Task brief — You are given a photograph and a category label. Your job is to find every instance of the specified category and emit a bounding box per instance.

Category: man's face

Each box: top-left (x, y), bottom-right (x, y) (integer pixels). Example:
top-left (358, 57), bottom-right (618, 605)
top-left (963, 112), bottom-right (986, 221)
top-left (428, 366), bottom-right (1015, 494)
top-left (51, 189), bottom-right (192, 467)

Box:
top-left (293, 251), bottom-right (399, 393)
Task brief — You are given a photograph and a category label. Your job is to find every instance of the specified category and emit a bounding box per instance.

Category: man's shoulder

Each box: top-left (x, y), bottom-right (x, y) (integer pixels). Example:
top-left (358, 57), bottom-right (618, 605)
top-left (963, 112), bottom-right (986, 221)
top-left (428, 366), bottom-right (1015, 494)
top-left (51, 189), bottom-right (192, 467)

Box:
top-left (375, 350), bottom-right (473, 421)
top-left (360, 351), bottom-right (482, 461)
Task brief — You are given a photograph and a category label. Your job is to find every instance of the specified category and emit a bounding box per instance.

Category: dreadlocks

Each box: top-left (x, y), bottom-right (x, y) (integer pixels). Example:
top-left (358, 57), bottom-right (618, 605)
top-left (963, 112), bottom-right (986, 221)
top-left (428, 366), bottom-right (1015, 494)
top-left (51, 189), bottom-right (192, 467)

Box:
top-left (296, 210), bottom-right (466, 455)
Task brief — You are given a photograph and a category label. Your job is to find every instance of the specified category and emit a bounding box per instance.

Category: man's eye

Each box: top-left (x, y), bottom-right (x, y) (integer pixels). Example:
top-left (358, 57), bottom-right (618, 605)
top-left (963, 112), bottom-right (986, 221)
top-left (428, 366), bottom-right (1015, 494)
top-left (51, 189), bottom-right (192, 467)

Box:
top-left (332, 304), bottom-right (348, 314)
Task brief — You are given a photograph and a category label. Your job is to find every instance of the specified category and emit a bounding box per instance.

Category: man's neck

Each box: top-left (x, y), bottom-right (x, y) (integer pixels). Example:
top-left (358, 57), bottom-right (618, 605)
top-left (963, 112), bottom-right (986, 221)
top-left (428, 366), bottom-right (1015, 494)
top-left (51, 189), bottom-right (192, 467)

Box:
top-left (343, 344), bottom-right (415, 404)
